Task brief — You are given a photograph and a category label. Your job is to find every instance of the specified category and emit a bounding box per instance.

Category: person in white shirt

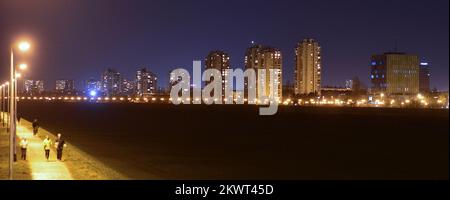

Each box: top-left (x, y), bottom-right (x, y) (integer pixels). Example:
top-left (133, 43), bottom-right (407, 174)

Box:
top-left (20, 138), bottom-right (28, 160)
top-left (43, 136), bottom-right (52, 161)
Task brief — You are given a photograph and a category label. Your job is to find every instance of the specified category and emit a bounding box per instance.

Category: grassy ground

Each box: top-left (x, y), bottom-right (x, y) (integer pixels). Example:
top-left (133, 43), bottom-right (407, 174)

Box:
top-left (18, 102), bottom-right (449, 180)
top-left (1, 117), bottom-right (126, 180)
top-left (0, 125), bottom-right (32, 180)
top-left (19, 119), bottom-right (127, 180)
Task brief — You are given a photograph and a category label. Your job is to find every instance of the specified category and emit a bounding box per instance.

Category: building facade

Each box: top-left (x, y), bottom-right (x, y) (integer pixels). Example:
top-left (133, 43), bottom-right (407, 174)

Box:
top-left (205, 50), bottom-right (231, 98)
top-left (85, 78), bottom-right (101, 95)
top-left (370, 53), bottom-right (419, 95)
top-left (136, 68), bottom-right (158, 96)
top-left (55, 79), bottom-right (75, 94)
top-left (345, 79), bottom-right (353, 90)
top-left (122, 79), bottom-right (136, 96)
top-left (23, 80), bottom-right (44, 95)
top-left (244, 44), bottom-right (283, 102)
top-left (294, 38), bottom-right (322, 96)
top-left (419, 62), bottom-right (431, 93)
top-left (101, 68), bottom-right (122, 96)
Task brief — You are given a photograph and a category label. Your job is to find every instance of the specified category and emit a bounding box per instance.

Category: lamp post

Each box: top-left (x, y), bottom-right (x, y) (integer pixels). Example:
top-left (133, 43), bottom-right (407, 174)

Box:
top-left (13, 73), bottom-right (21, 162)
top-left (6, 82), bottom-right (9, 129)
top-left (2, 82), bottom-right (9, 128)
top-left (1, 85), bottom-right (3, 126)
top-left (9, 47), bottom-right (15, 180)
top-left (9, 41), bottom-right (30, 180)
top-left (1, 84), bottom-right (6, 127)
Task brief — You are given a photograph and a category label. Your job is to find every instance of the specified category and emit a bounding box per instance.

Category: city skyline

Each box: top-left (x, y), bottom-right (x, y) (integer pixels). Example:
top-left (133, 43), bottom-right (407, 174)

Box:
top-left (15, 47), bottom-right (439, 96)
top-left (0, 0), bottom-right (448, 91)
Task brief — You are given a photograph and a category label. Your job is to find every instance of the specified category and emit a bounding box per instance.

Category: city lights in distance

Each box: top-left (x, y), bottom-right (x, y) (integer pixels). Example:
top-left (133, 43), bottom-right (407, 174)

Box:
top-left (89, 90), bottom-right (97, 97)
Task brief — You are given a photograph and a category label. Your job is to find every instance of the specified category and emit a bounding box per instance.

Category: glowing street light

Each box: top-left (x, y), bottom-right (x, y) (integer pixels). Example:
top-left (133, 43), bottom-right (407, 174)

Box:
top-left (19, 63), bottom-right (28, 70)
top-left (18, 42), bottom-right (31, 52)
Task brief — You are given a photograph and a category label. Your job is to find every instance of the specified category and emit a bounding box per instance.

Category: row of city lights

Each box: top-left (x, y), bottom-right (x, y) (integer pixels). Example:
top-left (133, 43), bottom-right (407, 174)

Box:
top-left (7, 95), bottom-right (447, 107)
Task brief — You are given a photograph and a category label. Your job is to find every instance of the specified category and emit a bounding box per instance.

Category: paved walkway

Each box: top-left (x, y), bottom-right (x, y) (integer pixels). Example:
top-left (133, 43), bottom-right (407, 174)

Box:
top-left (16, 122), bottom-right (73, 180)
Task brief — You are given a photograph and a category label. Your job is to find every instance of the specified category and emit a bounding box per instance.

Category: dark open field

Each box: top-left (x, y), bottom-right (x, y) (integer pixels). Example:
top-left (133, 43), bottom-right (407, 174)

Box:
top-left (18, 102), bottom-right (449, 180)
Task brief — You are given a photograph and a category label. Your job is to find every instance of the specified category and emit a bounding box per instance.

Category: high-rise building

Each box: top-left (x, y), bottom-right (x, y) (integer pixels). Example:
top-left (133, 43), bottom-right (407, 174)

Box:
top-left (419, 62), bottom-right (431, 93)
top-left (23, 80), bottom-right (44, 95)
top-left (24, 80), bottom-right (33, 94)
top-left (345, 79), bottom-right (353, 90)
top-left (85, 78), bottom-right (101, 95)
top-left (205, 50), bottom-right (231, 98)
top-left (122, 79), bottom-right (136, 96)
top-left (136, 68), bottom-right (158, 96)
top-left (370, 52), bottom-right (419, 95)
top-left (101, 68), bottom-right (122, 96)
top-left (294, 39), bottom-right (322, 96)
top-left (55, 79), bottom-right (75, 94)
top-left (244, 44), bottom-right (283, 101)
top-left (35, 81), bottom-right (44, 94)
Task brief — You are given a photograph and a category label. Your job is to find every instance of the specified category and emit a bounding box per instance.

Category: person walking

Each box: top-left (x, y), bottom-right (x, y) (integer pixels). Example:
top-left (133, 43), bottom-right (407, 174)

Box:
top-left (55, 133), bottom-right (67, 161)
top-left (32, 119), bottom-right (39, 136)
top-left (43, 136), bottom-right (52, 161)
top-left (20, 138), bottom-right (28, 160)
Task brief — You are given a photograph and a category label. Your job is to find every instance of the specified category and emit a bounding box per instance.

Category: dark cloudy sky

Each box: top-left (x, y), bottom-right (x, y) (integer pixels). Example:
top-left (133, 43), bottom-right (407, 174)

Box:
top-left (0, 0), bottom-right (448, 90)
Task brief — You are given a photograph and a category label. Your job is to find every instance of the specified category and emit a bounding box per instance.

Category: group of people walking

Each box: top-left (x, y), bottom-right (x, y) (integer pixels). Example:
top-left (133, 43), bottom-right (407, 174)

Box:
top-left (42, 134), bottom-right (67, 161)
top-left (18, 118), bottom-right (68, 162)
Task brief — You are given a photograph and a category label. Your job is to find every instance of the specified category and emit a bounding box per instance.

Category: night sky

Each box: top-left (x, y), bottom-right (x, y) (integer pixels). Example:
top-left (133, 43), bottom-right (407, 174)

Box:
top-left (1, 0), bottom-right (448, 91)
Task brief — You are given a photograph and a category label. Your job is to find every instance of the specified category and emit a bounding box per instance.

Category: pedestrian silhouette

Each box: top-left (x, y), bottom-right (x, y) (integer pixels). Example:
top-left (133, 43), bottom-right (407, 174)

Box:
top-left (43, 136), bottom-right (52, 161)
top-left (55, 133), bottom-right (67, 161)
top-left (20, 138), bottom-right (28, 160)
top-left (32, 119), bottom-right (39, 136)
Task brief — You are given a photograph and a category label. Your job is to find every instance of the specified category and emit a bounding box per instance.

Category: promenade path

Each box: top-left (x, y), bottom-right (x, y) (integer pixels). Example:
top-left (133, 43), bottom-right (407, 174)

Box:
top-left (16, 120), bottom-right (73, 180)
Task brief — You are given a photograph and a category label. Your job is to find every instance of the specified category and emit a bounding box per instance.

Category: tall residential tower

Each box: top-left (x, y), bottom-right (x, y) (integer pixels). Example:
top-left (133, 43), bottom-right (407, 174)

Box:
top-left (244, 44), bottom-right (283, 102)
top-left (205, 50), bottom-right (231, 98)
top-left (294, 39), bottom-right (322, 96)
top-left (55, 79), bottom-right (75, 95)
top-left (136, 68), bottom-right (158, 96)
top-left (101, 68), bottom-right (122, 96)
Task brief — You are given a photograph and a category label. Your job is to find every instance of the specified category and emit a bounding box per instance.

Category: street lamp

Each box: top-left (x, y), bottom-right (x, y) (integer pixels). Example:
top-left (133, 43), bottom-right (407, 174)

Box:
top-left (18, 42), bottom-right (31, 52)
top-left (5, 82), bottom-right (9, 130)
top-left (0, 84), bottom-right (3, 127)
top-left (1, 82), bottom-right (9, 128)
top-left (19, 63), bottom-right (28, 70)
top-left (9, 40), bottom-right (31, 180)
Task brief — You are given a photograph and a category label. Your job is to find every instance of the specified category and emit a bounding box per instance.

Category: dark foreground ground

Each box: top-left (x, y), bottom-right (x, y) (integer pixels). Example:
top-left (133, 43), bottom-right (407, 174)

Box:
top-left (18, 102), bottom-right (449, 180)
